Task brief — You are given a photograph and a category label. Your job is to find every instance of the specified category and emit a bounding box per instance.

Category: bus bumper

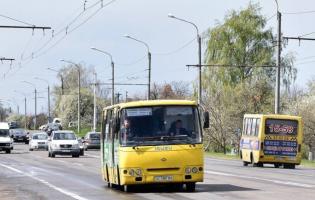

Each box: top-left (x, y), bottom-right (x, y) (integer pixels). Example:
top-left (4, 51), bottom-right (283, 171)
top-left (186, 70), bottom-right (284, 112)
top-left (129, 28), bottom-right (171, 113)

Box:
top-left (119, 170), bottom-right (203, 185)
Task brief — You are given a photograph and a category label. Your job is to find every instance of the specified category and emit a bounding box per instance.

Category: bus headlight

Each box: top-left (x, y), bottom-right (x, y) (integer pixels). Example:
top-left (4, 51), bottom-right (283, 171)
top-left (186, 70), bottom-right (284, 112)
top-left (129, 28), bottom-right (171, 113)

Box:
top-left (192, 167), bottom-right (198, 173)
top-left (129, 169), bottom-right (135, 176)
top-left (135, 169), bottom-right (142, 176)
top-left (185, 167), bottom-right (191, 174)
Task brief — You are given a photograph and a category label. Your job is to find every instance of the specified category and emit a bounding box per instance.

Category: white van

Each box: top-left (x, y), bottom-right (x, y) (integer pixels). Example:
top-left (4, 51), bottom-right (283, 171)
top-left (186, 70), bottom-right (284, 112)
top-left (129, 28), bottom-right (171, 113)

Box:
top-left (0, 122), bottom-right (13, 153)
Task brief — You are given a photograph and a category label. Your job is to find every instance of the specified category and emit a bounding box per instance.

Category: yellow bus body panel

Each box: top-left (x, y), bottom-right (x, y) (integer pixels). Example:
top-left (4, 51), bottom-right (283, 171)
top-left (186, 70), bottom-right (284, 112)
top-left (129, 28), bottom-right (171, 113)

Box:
top-left (103, 144), bottom-right (204, 185)
top-left (240, 114), bottom-right (303, 165)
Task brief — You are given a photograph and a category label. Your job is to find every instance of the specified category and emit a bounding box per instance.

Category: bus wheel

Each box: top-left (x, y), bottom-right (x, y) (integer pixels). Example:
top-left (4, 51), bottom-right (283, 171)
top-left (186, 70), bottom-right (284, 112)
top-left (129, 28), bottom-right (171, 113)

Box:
top-left (274, 163), bottom-right (280, 168)
top-left (186, 182), bottom-right (196, 192)
top-left (284, 164), bottom-right (295, 169)
top-left (257, 162), bottom-right (264, 167)
top-left (243, 161), bottom-right (249, 166)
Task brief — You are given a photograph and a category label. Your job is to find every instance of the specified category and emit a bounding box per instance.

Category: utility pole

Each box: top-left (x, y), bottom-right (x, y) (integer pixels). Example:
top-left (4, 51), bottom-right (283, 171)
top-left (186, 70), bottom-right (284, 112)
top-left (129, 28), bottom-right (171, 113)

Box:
top-left (125, 91), bottom-right (128, 102)
top-left (198, 34), bottom-right (202, 105)
top-left (275, 10), bottom-right (282, 114)
top-left (148, 52), bottom-right (151, 100)
top-left (111, 61), bottom-right (115, 105)
top-left (78, 69), bottom-right (81, 134)
top-left (24, 97), bottom-right (27, 130)
top-left (124, 35), bottom-right (151, 100)
top-left (115, 92), bottom-right (122, 104)
top-left (48, 85), bottom-right (50, 122)
top-left (34, 88), bottom-right (37, 130)
top-left (93, 72), bottom-right (97, 132)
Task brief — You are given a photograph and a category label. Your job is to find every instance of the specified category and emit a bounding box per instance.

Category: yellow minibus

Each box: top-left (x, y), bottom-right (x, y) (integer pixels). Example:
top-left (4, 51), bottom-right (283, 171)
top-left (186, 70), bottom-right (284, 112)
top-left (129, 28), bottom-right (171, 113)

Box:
top-left (240, 114), bottom-right (303, 169)
top-left (101, 100), bottom-right (209, 192)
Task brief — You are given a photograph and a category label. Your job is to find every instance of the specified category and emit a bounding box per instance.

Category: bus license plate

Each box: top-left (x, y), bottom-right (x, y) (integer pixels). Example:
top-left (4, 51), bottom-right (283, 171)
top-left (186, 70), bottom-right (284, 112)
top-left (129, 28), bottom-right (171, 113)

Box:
top-left (154, 175), bottom-right (173, 182)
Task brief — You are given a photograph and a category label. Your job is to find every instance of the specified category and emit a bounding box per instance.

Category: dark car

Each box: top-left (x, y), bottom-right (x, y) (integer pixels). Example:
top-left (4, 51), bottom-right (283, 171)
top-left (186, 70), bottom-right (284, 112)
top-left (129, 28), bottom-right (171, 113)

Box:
top-left (10, 128), bottom-right (29, 144)
top-left (83, 132), bottom-right (100, 150)
top-left (45, 123), bottom-right (62, 136)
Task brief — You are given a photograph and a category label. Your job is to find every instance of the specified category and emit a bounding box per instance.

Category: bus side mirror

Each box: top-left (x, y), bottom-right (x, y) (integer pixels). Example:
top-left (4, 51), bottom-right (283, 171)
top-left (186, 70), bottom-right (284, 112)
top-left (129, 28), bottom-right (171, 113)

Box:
top-left (203, 111), bottom-right (210, 129)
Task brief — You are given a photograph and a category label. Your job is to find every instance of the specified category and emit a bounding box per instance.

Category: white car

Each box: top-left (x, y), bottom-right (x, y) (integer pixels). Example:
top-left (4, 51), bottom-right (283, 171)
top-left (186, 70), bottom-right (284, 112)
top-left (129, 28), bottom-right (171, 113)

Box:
top-left (0, 122), bottom-right (13, 154)
top-left (48, 130), bottom-right (80, 158)
top-left (29, 132), bottom-right (48, 151)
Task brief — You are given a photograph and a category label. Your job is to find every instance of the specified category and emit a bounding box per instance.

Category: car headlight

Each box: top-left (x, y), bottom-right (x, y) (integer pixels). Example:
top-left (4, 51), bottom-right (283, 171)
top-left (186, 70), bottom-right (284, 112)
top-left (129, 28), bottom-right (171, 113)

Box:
top-left (185, 167), bottom-right (191, 174)
top-left (53, 144), bottom-right (59, 149)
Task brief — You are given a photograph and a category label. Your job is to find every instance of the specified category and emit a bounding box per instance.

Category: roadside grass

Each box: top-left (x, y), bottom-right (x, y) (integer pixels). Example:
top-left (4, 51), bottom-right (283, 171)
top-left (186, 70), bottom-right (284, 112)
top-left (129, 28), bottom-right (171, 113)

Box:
top-left (301, 159), bottom-right (315, 168)
top-left (205, 151), bottom-right (239, 160)
top-left (205, 151), bottom-right (315, 168)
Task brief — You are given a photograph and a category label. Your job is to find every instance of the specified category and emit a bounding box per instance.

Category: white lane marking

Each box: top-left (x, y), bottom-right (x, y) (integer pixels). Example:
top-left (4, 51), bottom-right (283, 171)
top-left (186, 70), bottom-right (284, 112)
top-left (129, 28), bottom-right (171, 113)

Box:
top-left (0, 163), bottom-right (88, 200)
top-left (205, 170), bottom-right (315, 188)
top-left (84, 153), bottom-right (100, 158)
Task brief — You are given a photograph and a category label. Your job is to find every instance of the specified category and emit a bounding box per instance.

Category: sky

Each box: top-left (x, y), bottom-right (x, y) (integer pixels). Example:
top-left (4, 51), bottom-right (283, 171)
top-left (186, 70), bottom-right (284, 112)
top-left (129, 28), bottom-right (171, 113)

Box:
top-left (0, 0), bottom-right (314, 115)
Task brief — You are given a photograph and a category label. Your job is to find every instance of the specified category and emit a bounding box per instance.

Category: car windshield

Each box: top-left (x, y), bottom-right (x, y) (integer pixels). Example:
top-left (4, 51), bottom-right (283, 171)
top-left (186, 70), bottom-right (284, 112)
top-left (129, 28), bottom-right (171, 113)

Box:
top-left (11, 129), bottom-right (26, 135)
top-left (53, 132), bottom-right (76, 140)
top-left (33, 134), bottom-right (48, 140)
top-left (90, 133), bottom-right (100, 139)
top-left (119, 106), bottom-right (201, 146)
top-left (0, 129), bottom-right (9, 137)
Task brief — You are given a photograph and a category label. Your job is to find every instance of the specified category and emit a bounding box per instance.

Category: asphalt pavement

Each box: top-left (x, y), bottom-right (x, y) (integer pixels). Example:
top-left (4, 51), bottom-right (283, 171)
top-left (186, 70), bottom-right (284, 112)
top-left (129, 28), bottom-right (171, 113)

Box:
top-left (0, 143), bottom-right (314, 200)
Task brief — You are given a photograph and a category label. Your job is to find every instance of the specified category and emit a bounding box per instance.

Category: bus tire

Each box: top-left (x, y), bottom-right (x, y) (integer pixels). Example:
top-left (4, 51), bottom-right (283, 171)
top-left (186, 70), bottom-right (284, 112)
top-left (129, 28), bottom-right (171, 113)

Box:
top-left (5, 149), bottom-right (11, 154)
top-left (186, 182), bottom-right (196, 192)
top-left (285, 164), bottom-right (295, 169)
top-left (274, 163), bottom-right (280, 168)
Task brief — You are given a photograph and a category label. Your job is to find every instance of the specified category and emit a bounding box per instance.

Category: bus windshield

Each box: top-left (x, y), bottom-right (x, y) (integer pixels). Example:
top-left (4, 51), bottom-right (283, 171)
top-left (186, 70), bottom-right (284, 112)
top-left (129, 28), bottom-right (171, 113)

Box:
top-left (120, 106), bottom-right (201, 146)
top-left (265, 119), bottom-right (298, 136)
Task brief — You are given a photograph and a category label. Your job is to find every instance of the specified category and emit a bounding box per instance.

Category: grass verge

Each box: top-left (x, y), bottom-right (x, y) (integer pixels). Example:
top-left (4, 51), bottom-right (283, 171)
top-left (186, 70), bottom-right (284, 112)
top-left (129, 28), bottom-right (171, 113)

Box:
top-left (205, 151), bottom-right (315, 168)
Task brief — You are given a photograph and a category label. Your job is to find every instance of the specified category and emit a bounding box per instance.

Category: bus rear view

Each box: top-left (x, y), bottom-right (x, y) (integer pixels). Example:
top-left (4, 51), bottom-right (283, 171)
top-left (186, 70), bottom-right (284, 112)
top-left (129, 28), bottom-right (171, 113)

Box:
top-left (240, 114), bottom-right (303, 169)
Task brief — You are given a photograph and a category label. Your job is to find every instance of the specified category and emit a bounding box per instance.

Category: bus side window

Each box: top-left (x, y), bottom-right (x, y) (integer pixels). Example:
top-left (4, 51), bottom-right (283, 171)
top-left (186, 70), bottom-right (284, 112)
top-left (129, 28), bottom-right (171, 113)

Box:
top-left (246, 118), bottom-right (252, 136)
top-left (255, 118), bottom-right (261, 136)
top-left (106, 109), bottom-right (112, 141)
top-left (242, 118), bottom-right (247, 135)
top-left (251, 118), bottom-right (257, 136)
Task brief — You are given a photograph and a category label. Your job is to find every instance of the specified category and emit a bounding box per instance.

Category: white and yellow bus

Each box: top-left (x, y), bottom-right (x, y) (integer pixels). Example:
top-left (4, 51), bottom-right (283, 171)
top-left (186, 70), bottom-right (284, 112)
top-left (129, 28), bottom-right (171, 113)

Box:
top-left (101, 100), bottom-right (209, 192)
top-left (240, 114), bottom-right (303, 169)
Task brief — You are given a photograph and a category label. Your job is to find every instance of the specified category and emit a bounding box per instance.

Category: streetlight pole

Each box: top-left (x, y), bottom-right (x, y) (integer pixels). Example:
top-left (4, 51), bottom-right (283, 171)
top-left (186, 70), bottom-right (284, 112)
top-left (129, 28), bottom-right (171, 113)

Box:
top-left (35, 77), bottom-right (51, 123)
top-left (47, 67), bottom-right (64, 95)
top-left (22, 81), bottom-right (37, 130)
top-left (124, 35), bottom-right (151, 100)
top-left (90, 47), bottom-right (115, 105)
top-left (14, 90), bottom-right (27, 129)
top-left (168, 14), bottom-right (202, 104)
top-left (93, 71), bottom-right (97, 132)
top-left (60, 60), bottom-right (81, 134)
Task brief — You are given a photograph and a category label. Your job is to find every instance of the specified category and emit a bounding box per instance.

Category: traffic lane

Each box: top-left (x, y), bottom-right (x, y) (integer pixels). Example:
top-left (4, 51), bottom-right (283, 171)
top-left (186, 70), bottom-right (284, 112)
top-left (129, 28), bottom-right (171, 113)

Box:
top-left (205, 157), bottom-right (315, 186)
top-left (0, 147), bottom-right (148, 200)
top-left (2, 144), bottom-right (315, 200)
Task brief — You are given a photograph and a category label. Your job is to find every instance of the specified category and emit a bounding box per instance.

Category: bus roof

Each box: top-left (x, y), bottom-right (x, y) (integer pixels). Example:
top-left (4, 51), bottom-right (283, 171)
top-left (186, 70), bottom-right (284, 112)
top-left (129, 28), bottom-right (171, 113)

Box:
top-left (103, 99), bottom-right (197, 110)
top-left (243, 114), bottom-right (302, 120)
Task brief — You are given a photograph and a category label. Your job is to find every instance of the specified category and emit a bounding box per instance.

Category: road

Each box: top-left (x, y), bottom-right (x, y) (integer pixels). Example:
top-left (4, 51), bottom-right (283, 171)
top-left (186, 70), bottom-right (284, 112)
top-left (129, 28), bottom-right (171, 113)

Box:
top-left (0, 143), bottom-right (315, 200)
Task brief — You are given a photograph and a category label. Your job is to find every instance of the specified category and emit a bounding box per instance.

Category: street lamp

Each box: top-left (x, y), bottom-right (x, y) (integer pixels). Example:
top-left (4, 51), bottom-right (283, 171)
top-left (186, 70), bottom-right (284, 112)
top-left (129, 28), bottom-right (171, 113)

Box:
top-left (14, 90), bottom-right (27, 129)
top-left (60, 59), bottom-right (81, 134)
top-left (124, 34), bottom-right (151, 100)
top-left (90, 47), bottom-right (115, 105)
top-left (47, 67), bottom-right (64, 95)
top-left (168, 13), bottom-right (202, 104)
top-left (21, 81), bottom-right (37, 130)
top-left (34, 77), bottom-right (51, 123)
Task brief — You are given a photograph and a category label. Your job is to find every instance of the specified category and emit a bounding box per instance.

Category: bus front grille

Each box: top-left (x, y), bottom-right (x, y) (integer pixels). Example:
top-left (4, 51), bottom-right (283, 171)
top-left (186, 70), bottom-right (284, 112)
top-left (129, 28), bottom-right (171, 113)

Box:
top-left (147, 168), bottom-right (180, 172)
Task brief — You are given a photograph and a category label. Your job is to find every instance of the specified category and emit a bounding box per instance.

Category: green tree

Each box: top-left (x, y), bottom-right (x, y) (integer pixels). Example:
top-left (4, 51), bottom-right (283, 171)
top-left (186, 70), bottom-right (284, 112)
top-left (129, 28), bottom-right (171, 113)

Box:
top-left (202, 3), bottom-right (296, 153)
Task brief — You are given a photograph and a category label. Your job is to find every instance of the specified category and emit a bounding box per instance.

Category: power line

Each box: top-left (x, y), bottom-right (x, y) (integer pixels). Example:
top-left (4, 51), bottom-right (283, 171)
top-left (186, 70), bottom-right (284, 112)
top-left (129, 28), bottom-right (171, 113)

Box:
top-left (152, 37), bottom-right (196, 56)
top-left (283, 10), bottom-right (315, 15)
top-left (0, 14), bottom-right (34, 26)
